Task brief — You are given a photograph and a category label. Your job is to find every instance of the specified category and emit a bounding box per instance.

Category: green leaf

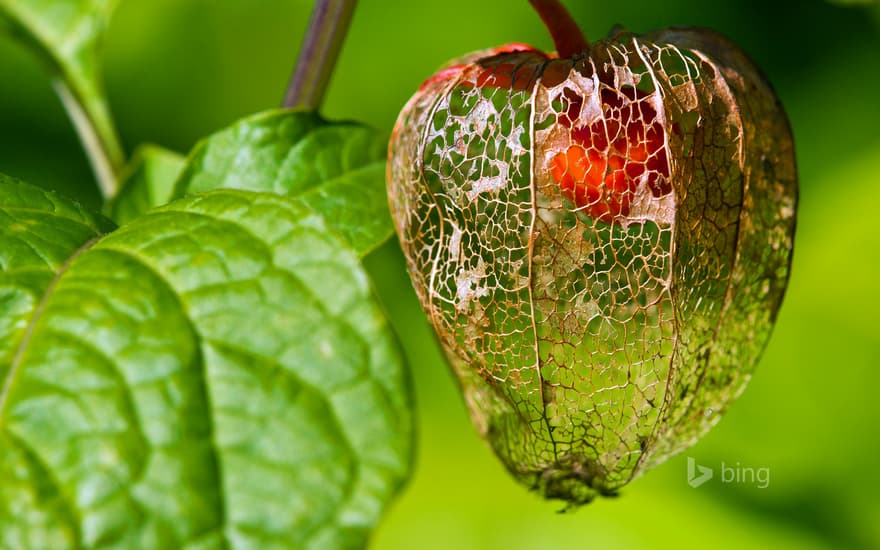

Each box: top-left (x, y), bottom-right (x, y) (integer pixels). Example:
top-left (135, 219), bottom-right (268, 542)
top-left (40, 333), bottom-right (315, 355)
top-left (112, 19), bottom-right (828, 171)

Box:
top-left (0, 174), bottom-right (115, 371)
top-left (175, 110), bottom-right (394, 256)
top-left (0, 0), bottom-right (115, 96)
top-left (0, 178), bottom-right (413, 549)
top-left (0, 0), bottom-right (124, 196)
top-left (107, 145), bottom-right (185, 225)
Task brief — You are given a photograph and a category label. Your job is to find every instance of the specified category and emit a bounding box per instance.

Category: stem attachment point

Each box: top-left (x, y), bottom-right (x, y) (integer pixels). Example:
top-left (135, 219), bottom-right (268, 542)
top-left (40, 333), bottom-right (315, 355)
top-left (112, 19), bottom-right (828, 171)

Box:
top-left (528, 0), bottom-right (589, 58)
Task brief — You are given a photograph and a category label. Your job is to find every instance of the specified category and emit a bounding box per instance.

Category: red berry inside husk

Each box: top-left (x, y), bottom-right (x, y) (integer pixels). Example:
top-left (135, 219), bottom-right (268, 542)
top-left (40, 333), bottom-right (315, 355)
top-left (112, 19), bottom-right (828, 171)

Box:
top-left (549, 84), bottom-right (672, 222)
top-left (387, 5), bottom-right (797, 505)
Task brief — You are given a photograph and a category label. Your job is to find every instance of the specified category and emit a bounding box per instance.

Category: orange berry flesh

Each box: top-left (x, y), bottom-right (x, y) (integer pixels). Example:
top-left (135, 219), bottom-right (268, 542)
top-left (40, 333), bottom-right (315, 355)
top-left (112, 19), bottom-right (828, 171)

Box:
top-left (418, 46), bottom-right (672, 225)
top-left (550, 86), bottom-right (671, 223)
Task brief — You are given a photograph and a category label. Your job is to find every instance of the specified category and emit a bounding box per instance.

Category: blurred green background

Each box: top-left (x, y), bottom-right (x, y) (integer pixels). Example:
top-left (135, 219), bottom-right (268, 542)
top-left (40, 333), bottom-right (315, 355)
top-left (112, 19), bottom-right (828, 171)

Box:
top-left (1, 0), bottom-right (878, 548)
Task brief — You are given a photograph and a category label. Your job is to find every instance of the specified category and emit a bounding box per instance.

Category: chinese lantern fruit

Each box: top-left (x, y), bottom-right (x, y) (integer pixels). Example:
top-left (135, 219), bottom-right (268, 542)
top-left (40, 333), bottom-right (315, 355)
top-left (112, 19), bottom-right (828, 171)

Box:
top-left (387, 3), bottom-right (797, 505)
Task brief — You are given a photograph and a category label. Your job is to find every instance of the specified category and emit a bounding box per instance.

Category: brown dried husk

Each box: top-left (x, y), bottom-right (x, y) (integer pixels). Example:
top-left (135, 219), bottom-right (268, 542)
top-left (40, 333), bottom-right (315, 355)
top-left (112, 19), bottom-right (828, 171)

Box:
top-left (387, 28), bottom-right (797, 505)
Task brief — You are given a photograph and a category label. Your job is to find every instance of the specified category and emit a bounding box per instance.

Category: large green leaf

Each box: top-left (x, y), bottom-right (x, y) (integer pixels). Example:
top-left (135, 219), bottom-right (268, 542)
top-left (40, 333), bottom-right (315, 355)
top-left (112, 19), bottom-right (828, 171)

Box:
top-left (175, 110), bottom-right (394, 256)
top-left (0, 0), bottom-right (123, 192)
top-left (0, 176), bottom-right (413, 549)
top-left (107, 145), bottom-right (185, 225)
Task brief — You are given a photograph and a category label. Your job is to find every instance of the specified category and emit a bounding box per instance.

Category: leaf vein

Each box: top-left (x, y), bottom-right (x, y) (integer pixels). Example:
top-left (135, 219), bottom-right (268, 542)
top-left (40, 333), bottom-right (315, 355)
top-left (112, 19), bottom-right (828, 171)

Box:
top-left (92, 245), bottom-right (231, 549)
top-left (0, 236), bottom-right (100, 424)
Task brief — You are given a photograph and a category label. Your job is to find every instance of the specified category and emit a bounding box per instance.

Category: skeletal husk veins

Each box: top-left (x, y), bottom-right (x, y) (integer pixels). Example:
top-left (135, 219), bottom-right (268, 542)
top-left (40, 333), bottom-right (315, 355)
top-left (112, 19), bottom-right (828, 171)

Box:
top-left (387, 29), bottom-right (796, 504)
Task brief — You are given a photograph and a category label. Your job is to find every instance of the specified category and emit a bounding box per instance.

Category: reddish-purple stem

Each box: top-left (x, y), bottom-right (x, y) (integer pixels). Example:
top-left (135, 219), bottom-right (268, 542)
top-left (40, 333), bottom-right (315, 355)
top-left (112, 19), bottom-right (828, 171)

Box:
top-left (528, 0), bottom-right (590, 57)
top-left (283, 0), bottom-right (358, 110)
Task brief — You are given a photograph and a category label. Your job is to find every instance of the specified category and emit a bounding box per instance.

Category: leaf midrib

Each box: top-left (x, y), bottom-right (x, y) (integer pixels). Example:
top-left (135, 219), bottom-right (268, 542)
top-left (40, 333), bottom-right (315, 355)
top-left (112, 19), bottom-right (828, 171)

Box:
top-left (1, 205), bottom-right (104, 232)
top-left (298, 159), bottom-right (384, 196)
top-left (0, 236), bottom-right (100, 425)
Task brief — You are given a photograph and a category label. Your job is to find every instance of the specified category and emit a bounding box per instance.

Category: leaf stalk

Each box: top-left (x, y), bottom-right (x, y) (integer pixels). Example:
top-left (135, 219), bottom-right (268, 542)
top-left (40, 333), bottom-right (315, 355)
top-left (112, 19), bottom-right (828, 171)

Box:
top-left (53, 79), bottom-right (125, 202)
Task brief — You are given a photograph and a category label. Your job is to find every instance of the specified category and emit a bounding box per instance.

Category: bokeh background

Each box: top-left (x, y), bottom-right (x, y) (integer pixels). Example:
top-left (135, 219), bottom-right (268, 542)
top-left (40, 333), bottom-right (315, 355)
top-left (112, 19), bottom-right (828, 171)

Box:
top-left (1, 0), bottom-right (878, 548)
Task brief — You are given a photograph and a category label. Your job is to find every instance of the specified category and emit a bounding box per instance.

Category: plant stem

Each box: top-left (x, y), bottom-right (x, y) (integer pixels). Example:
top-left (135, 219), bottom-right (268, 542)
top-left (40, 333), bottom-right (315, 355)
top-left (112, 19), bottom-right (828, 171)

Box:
top-left (53, 79), bottom-right (125, 202)
top-left (528, 0), bottom-right (589, 57)
top-left (283, 0), bottom-right (358, 110)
